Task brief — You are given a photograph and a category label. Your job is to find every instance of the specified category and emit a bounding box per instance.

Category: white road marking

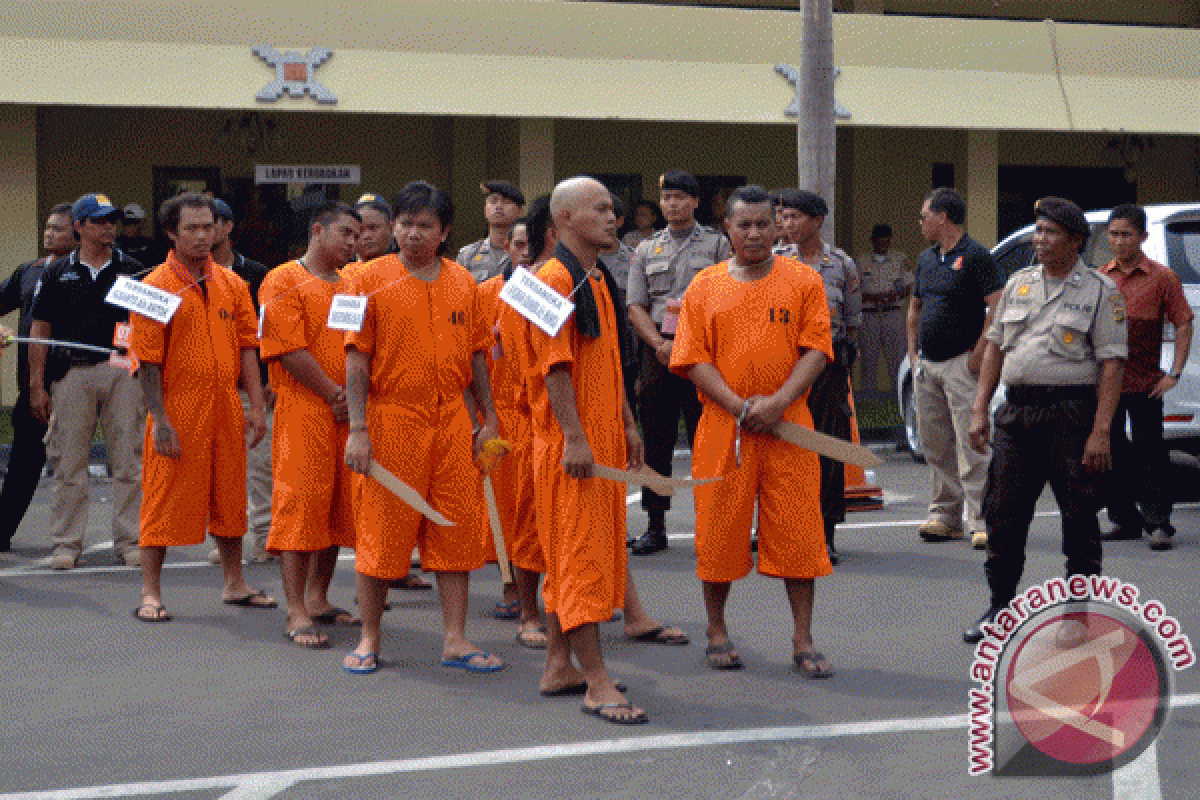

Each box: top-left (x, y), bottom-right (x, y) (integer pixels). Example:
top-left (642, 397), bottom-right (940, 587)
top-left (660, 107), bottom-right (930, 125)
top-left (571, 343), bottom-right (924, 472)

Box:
top-left (1112, 741), bottom-right (1162, 800)
top-left (216, 776), bottom-right (297, 800)
top-left (5, 695), bottom-right (1197, 800)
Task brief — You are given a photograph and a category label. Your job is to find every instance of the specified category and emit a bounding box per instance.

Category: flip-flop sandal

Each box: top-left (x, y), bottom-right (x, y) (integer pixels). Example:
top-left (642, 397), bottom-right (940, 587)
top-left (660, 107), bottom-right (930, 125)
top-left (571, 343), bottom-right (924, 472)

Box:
top-left (311, 607), bottom-right (361, 627)
top-left (391, 574), bottom-right (433, 591)
top-left (492, 600), bottom-right (520, 620)
top-left (581, 702), bottom-right (648, 725)
top-left (441, 651), bottom-right (505, 673)
top-left (705, 641), bottom-right (743, 670)
top-left (284, 626), bottom-right (330, 649)
top-left (516, 625), bottom-right (549, 650)
top-left (132, 603), bottom-right (171, 623)
top-left (540, 680), bottom-right (626, 697)
top-left (793, 650), bottom-right (834, 679)
top-left (627, 625), bottom-right (690, 646)
top-left (343, 651), bottom-right (379, 674)
top-left (223, 589), bottom-right (278, 609)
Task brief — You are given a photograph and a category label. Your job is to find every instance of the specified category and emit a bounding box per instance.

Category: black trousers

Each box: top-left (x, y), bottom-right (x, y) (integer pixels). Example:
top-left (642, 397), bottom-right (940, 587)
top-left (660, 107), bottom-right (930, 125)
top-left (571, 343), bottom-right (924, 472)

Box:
top-left (808, 362), bottom-right (851, 537)
top-left (0, 390), bottom-right (48, 545)
top-left (637, 349), bottom-right (701, 514)
top-left (1106, 392), bottom-right (1172, 531)
top-left (982, 389), bottom-right (1104, 609)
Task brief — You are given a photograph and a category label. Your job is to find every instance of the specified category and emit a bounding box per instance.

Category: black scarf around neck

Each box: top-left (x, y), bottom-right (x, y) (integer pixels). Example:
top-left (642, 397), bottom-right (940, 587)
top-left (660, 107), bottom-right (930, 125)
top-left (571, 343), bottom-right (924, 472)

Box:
top-left (553, 243), bottom-right (634, 367)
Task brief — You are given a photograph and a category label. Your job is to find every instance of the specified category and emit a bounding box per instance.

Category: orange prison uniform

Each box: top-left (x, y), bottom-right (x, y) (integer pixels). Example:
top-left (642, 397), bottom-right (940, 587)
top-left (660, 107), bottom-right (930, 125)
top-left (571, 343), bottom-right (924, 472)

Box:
top-left (345, 256), bottom-right (489, 580)
top-left (669, 257), bottom-right (835, 582)
top-left (478, 276), bottom-right (544, 573)
top-left (260, 261), bottom-right (355, 553)
top-left (132, 254), bottom-right (258, 546)
top-left (525, 260), bottom-right (627, 633)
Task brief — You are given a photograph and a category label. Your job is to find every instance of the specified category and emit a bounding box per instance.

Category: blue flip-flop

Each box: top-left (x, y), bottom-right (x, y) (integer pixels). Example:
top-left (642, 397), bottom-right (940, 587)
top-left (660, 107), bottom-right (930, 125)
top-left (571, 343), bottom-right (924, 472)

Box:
top-left (343, 651), bottom-right (379, 674)
top-left (441, 651), bottom-right (504, 673)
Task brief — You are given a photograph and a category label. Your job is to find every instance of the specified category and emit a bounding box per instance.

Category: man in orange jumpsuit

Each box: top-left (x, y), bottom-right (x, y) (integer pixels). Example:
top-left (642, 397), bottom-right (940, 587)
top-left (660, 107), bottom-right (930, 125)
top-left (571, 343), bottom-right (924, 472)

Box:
top-left (260, 202), bottom-right (362, 648)
top-left (524, 177), bottom-right (648, 725)
top-left (342, 181), bottom-right (503, 675)
top-left (670, 185), bottom-right (836, 678)
top-left (131, 193), bottom-right (272, 622)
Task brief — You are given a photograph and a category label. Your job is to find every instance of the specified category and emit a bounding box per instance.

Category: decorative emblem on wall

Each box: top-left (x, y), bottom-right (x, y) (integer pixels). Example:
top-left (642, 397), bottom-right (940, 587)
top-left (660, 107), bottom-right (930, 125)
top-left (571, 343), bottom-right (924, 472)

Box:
top-left (253, 46), bottom-right (337, 105)
top-left (774, 63), bottom-right (851, 120)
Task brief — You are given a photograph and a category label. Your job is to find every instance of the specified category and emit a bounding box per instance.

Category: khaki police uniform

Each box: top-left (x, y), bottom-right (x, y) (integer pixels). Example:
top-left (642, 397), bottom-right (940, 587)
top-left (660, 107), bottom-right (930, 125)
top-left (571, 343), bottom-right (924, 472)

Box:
top-left (626, 225), bottom-right (732, 524)
top-left (855, 248), bottom-right (910, 395)
top-left (774, 242), bottom-right (863, 552)
top-left (981, 259), bottom-right (1127, 609)
top-left (598, 242), bottom-right (638, 405)
top-left (456, 238), bottom-right (511, 284)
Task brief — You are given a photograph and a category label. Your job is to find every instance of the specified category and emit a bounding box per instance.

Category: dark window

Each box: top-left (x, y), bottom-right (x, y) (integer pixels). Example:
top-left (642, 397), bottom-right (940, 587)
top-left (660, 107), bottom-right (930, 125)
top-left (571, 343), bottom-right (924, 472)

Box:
top-left (1163, 220), bottom-right (1200, 285)
top-left (993, 238), bottom-right (1035, 280)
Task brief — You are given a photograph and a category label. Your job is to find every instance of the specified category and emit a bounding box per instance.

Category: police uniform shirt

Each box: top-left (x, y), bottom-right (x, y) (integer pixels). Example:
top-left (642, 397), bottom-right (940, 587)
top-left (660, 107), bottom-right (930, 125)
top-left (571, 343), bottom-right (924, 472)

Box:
top-left (773, 242), bottom-right (863, 341)
top-left (855, 249), bottom-right (911, 310)
top-left (626, 225), bottom-right (732, 328)
top-left (598, 243), bottom-right (636, 305)
top-left (456, 238), bottom-right (511, 284)
top-left (987, 259), bottom-right (1128, 387)
top-left (30, 249), bottom-right (144, 368)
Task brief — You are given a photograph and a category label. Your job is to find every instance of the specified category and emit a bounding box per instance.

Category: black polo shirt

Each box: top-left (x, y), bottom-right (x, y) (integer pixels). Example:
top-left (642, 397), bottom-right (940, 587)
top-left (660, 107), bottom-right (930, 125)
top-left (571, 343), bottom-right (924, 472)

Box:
top-left (229, 251), bottom-right (269, 385)
top-left (914, 234), bottom-right (1004, 362)
top-left (31, 249), bottom-right (145, 368)
top-left (0, 256), bottom-right (52, 390)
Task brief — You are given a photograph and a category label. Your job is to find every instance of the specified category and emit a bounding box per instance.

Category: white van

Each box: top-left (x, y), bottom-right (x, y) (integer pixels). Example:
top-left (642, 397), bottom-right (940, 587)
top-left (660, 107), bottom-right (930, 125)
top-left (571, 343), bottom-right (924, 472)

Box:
top-left (897, 203), bottom-right (1200, 466)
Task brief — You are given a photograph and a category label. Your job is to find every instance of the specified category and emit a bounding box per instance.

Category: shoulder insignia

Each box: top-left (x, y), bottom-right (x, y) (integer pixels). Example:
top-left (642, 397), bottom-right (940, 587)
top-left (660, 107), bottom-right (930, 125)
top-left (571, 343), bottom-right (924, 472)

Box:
top-left (653, 246), bottom-right (664, 255)
top-left (472, 254), bottom-right (483, 261)
top-left (1017, 284), bottom-right (1030, 296)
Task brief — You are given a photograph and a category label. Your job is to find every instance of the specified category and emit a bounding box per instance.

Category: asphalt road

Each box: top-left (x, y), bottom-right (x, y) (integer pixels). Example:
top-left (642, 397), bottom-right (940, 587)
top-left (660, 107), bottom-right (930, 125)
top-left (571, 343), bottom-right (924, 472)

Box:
top-left (0, 450), bottom-right (1197, 799)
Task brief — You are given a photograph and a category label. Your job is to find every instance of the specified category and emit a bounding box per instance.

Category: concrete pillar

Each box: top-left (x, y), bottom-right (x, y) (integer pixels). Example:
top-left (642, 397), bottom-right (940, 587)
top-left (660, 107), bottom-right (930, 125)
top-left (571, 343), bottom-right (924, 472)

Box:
top-left (518, 118), bottom-right (555, 201)
top-left (451, 117), bottom-right (488, 248)
top-left (0, 104), bottom-right (38, 406)
top-left (966, 129), bottom-right (999, 248)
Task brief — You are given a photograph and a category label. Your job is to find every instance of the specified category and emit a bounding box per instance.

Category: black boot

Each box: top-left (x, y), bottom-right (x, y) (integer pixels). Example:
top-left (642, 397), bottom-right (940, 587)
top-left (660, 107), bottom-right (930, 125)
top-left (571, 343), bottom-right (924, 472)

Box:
top-left (825, 520), bottom-right (839, 566)
top-left (631, 510), bottom-right (668, 556)
top-left (963, 607), bottom-right (1001, 644)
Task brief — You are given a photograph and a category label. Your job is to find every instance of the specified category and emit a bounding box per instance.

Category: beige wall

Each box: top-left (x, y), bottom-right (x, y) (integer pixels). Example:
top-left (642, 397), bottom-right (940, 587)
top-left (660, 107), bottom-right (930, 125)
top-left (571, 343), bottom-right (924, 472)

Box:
top-left (1, 104), bottom-right (37, 406)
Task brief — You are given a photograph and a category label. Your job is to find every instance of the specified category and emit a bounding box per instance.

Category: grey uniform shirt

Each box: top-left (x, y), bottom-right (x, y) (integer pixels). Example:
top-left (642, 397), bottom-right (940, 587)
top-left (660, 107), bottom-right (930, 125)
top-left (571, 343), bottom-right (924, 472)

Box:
top-left (626, 224), bottom-right (732, 328)
top-left (986, 259), bottom-right (1128, 387)
top-left (774, 241), bottom-right (863, 341)
top-left (456, 238), bottom-right (511, 284)
top-left (598, 242), bottom-right (636, 308)
top-left (855, 249), bottom-right (911, 310)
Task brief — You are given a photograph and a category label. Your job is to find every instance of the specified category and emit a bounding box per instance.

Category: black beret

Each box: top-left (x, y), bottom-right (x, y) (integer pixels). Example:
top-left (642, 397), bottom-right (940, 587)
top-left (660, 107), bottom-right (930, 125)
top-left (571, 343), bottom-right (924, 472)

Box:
top-left (481, 180), bottom-right (525, 206)
top-left (780, 189), bottom-right (828, 218)
top-left (871, 224), bottom-right (893, 239)
top-left (658, 170), bottom-right (700, 198)
top-left (1034, 197), bottom-right (1090, 238)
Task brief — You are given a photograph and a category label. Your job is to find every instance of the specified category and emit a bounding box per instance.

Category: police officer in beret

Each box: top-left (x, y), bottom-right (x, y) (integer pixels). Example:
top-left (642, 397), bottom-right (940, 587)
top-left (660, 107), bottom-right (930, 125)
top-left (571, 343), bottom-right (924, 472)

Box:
top-left (963, 197), bottom-right (1127, 643)
top-left (457, 180), bottom-right (525, 283)
top-left (774, 189), bottom-right (862, 564)
top-left (626, 170), bottom-right (732, 554)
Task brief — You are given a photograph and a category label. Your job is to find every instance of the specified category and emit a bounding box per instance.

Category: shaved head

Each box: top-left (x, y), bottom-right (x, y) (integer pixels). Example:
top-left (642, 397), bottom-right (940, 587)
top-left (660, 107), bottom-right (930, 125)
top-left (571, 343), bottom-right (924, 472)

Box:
top-left (549, 176), bottom-right (617, 254)
top-left (550, 176), bottom-right (606, 220)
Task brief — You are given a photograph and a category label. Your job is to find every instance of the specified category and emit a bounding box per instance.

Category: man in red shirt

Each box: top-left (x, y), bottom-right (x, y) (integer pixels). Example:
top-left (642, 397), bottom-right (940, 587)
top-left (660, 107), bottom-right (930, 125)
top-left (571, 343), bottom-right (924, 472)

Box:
top-left (1100, 204), bottom-right (1193, 550)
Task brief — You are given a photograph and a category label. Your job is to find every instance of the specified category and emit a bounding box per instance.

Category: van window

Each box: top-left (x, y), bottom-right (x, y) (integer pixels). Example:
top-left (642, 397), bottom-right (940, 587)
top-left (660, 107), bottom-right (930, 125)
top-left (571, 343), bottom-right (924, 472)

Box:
top-left (1083, 226), bottom-right (1113, 270)
top-left (994, 239), bottom-right (1035, 279)
top-left (1164, 221), bottom-right (1200, 285)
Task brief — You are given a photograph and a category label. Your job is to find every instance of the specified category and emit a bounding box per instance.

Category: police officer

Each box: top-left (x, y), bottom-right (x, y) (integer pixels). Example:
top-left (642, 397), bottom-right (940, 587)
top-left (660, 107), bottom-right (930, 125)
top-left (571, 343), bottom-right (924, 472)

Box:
top-left (0, 203), bottom-right (76, 552)
top-left (354, 193), bottom-right (396, 262)
top-left (856, 224), bottom-right (911, 397)
top-left (774, 190), bottom-right (862, 564)
top-left (599, 193), bottom-right (639, 407)
top-left (28, 193), bottom-right (146, 570)
top-left (456, 180), bottom-right (525, 283)
top-left (626, 170), bottom-right (732, 554)
top-left (963, 198), bottom-right (1127, 644)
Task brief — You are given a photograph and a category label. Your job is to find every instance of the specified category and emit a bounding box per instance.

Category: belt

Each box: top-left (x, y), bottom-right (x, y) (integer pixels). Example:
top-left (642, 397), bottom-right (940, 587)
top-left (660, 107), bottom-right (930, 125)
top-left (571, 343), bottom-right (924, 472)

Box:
top-left (1006, 384), bottom-right (1095, 406)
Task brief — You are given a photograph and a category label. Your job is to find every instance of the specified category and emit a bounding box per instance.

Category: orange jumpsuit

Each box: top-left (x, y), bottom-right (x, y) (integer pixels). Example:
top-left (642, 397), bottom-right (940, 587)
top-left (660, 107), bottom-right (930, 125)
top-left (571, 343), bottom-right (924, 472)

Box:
top-left (132, 254), bottom-right (258, 547)
top-left (345, 256), bottom-right (488, 580)
top-left (477, 276), bottom-right (543, 573)
top-left (260, 261), bottom-right (355, 553)
top-left (669, 257), bottom-right (834, 582)
top-left (525, 260), bottom-right (627, 633)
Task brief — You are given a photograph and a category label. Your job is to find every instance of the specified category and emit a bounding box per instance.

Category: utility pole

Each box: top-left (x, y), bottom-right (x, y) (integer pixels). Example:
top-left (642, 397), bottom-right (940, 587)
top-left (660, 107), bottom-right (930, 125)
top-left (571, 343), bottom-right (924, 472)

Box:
top-left (797, 0), bottom-right (837, 237)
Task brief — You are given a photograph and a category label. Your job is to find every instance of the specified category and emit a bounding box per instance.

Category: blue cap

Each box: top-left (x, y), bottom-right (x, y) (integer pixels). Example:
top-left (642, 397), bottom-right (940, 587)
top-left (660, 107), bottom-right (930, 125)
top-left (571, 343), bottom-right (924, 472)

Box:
top-left (212, 198), bottom-right (234, 221)
top-left (72, 193), bottom-right (122, 222)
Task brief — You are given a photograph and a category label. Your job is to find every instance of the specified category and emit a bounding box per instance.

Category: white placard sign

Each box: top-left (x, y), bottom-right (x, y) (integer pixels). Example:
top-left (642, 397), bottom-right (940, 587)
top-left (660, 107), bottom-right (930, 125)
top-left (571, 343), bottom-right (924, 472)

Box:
top-left (327, 294), bottom-right (367, 332)
top-left (499, 267), bottom-right (574, 337)
top-left (105, 275), bottom-right (182, 324)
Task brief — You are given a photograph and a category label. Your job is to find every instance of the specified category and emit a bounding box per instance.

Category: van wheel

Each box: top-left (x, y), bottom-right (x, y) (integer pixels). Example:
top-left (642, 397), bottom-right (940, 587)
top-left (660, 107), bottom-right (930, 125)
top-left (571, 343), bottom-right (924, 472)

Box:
top-left (903, 381), bottom-right (925, 464)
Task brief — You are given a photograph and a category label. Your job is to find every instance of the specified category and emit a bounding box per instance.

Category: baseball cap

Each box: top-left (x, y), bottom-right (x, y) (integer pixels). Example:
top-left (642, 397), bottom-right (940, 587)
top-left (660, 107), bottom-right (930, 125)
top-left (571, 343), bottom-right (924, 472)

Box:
top-left (122, 203), bottom-right (146, 222)
top-left (1034, 197), bottom-right (1090, 238)
top-left (355, 192), bottom-right (392, 216)
top-left (658, 170), bottom-right (700, 198)
top-left (72, 193), bottom-right (122, 222)
top-left (481, 180), bottom-right (525, 206)
top-left (212, 198), bottom-right (234, 222)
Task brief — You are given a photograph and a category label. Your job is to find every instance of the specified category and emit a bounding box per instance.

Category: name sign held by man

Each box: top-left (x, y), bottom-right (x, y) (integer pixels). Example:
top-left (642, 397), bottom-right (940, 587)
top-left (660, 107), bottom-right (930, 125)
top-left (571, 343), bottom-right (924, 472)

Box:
top-left (499, 266), bottom-right (574, 337)
top-left (105, 275), bottom-right (182, 325)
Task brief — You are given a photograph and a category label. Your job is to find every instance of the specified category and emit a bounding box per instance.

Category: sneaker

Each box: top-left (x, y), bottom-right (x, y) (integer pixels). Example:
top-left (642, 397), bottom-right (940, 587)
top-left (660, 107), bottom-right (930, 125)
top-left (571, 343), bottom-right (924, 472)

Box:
top-left (120, 549), bottom-right (142, 567)
top-left (49, 550), bottom-right (77, 570)
top-left (971, 530), bottom-right (988, 550)
top-left (1147, 528), bottom-right (1174, 551)
top-left (918, 518), bottom-right (964, 542)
